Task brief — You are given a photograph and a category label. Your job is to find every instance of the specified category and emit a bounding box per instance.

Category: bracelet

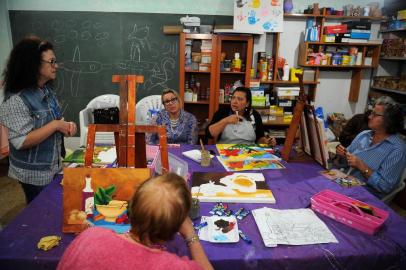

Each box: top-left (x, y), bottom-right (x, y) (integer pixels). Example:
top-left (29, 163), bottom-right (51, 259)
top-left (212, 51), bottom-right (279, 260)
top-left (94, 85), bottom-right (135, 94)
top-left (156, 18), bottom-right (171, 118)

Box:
top-left (185, 235), bottom-right (199, 247)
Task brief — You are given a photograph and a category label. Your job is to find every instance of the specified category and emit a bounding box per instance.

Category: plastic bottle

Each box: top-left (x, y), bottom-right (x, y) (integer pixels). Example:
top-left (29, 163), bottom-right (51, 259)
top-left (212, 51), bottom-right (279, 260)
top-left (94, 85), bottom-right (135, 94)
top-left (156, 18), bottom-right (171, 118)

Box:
top-left (282, 63), bottom-right (290, 81)
top-left (82, 175), bottom-right (94, 215)
top-left (232, 52), bottom-right (242, 72)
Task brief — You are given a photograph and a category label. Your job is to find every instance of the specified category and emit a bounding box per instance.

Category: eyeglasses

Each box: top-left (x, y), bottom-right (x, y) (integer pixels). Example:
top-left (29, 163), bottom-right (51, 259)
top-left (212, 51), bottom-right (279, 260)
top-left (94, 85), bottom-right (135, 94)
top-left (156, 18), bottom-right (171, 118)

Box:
top-left (163, 97), bottom-right (178, 105)
top-left (41, 59), bottom-right (58, 66)
top-left (370, 111), bottom-right (384, 118)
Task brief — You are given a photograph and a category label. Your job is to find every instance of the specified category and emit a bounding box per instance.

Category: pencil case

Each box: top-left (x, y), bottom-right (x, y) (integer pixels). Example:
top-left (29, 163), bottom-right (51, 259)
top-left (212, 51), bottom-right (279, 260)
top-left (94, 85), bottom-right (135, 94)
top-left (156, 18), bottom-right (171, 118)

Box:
top-left (311, 189), bottom-right (389, 235)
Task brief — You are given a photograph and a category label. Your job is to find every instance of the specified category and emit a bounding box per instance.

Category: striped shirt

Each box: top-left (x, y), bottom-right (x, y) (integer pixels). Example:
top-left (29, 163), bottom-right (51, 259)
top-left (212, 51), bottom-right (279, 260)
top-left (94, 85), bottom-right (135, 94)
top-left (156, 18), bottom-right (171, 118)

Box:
top-left (348, 130), bottom-right (406, 198)
top-left (0, 93), bottom-right (62, 186)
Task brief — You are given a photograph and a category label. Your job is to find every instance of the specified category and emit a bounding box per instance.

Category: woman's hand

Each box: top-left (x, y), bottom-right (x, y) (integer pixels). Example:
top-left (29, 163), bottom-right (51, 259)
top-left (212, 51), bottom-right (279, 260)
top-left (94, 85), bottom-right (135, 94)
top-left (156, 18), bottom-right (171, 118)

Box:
top-left (346, 152), bottom-right (365, 170)
top-left (223, 113), bottom-right (244, 125)
top-left (336, 144), bottom-right (347, 157)
top-left (178, 216), bottom-right (195, 239)
top-left (258, 136), bottom-right (276, 147)
top-left (55, 119), bottom-right (77, 137)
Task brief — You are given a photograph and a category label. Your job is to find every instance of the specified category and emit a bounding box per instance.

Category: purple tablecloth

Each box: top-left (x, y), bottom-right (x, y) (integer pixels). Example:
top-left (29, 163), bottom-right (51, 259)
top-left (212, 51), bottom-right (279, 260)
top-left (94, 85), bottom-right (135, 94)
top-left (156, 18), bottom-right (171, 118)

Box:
top-left (1, 145), bottom-right (406, 269)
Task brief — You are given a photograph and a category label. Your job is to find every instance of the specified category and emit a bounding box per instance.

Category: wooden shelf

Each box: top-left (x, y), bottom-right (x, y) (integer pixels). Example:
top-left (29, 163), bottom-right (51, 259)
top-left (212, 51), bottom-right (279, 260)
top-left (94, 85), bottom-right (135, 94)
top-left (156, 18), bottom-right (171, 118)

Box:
top-left (301, 64), bottom-right (375, 68)
top-left (305, 41), bottom-right (382, 46)
top-left (184, 33), bottom-right (213, 40)
top-left (370, 86), bottom-right (406, 95)
top-left (185, 70), bottom-right (211, 73)
top-left (284, 13), bottom-right (385, 21)
top-left (259, 80), bottom-right (318, 85)
top-left (220, 71), bottom-right (246, 74)
top-left (380, 28), bottom-right (406, 33)
top-left (184, 101), bottom-right (210, 105)
top-left (380, 56), bottom-right (406, 61)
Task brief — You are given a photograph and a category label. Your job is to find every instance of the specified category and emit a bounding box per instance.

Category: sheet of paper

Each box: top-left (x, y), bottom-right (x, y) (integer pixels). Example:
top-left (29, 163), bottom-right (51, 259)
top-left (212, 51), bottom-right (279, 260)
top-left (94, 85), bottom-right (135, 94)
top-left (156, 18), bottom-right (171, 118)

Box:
top-left (252, 207), bottom-right (338, 247)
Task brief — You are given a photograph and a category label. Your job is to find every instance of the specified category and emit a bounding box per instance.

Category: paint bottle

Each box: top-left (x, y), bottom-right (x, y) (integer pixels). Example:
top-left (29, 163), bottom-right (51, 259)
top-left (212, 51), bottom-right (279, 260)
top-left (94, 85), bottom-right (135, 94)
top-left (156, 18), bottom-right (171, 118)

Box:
top-left (282, 63), bottom-right (290, 81)
top-left (232, 52), bottom-right (242, 72)
top-left (82, 175), bottom-right (94, 215)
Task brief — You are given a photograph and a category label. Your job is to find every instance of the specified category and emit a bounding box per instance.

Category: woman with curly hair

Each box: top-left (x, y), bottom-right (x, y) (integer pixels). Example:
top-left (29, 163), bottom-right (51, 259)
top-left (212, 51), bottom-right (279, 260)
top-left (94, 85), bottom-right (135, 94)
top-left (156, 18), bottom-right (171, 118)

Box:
top-left (0, 36), bottom-right (77, 203)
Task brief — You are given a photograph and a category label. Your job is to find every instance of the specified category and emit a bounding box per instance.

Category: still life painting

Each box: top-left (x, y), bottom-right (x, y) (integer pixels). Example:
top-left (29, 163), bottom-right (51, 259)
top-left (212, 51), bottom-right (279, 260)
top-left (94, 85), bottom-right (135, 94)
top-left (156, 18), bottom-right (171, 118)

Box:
top-left (63, 168), bottom-right (150, 233)
top-left (191, 172), bottom-right (275, 203)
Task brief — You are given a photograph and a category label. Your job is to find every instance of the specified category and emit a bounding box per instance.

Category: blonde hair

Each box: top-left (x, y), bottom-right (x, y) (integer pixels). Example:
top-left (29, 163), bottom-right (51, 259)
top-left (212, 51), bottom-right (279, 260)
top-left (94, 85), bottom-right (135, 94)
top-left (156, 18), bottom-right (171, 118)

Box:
top-left (161, 89), bottom-right (183, 107)
top-left (129, 173), bottom-right (191, 244)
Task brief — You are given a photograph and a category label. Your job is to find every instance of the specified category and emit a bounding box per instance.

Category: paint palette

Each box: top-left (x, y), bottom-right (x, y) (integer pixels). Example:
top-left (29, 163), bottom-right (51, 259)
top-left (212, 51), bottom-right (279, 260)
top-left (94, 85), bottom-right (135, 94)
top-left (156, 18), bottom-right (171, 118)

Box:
top-left (208, 216), bottom-right (239, 243)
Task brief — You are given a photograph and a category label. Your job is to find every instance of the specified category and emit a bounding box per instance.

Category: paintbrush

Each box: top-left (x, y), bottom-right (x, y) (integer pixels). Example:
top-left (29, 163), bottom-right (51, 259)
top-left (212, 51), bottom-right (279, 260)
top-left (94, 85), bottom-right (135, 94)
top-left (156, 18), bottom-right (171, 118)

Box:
top-left (200, 139), bottom-right (205, 152)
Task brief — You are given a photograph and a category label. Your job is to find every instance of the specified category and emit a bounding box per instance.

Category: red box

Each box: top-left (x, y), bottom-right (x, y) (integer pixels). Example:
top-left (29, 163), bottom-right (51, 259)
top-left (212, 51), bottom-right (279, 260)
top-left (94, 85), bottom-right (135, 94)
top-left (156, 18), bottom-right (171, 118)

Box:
top-left (324, 24), bottom-right (348, 34)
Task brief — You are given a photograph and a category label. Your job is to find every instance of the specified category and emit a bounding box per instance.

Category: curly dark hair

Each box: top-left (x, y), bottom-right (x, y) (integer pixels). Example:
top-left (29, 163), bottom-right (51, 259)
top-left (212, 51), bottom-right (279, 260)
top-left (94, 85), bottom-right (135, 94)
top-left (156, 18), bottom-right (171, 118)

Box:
top-left (2, 35), bottom-right (54, 95)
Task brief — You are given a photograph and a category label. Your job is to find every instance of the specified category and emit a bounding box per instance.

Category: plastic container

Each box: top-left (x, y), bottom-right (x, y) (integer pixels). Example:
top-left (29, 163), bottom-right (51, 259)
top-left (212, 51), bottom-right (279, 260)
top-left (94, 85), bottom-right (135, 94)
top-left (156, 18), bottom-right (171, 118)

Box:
top-left (311, 189), bottom-right (389, 235)
top-left (282, 63), bottom-right (290, 81)
top-left (155, 152), bottom-right (189, 179)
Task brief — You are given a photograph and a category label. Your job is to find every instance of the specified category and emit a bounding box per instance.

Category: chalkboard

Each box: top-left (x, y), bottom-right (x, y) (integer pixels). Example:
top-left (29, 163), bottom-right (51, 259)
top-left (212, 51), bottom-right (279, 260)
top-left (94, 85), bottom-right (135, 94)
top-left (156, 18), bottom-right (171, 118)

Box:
top-left (9, 11), bottom-right (232, 125)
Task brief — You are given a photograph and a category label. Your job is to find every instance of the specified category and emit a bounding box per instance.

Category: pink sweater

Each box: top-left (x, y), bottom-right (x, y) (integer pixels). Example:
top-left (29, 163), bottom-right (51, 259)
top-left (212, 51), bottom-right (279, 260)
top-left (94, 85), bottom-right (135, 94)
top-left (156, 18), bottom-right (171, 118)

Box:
top-left (57, 227), bottom-right (202, 270)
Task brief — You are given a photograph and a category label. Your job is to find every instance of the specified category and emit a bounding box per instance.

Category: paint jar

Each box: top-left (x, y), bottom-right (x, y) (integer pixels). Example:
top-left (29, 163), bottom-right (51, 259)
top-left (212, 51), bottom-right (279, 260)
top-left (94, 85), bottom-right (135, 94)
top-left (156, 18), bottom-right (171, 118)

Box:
top-left (342, 55), bottom-right (350, 65)
top-left (200, 150), bottom-right (211, 167)
top-left (189, 198), bottom-right (200, 220)
top-left (332, 53), bottom-right (341, 66)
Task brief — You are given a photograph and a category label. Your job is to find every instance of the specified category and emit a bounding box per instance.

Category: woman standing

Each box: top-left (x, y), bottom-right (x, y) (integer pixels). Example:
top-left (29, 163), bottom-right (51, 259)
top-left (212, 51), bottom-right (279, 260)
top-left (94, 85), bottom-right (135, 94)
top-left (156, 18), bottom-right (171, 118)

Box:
top-left (148, 89), bottom-right (198, 144)
top-left (206, 87), bottom-right (276, 146)
top-left (0, 36), bottom-right (76, 204)
top-left (336, 96), bottom-right (406, 198)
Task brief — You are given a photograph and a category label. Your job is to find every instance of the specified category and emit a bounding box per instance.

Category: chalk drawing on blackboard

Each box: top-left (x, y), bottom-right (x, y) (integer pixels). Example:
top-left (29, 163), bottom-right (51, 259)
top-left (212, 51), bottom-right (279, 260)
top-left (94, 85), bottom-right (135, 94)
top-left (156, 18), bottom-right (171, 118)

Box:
top-left (54, 35), bottom-right (66, 44)
top-left (80, 31), bottom-right (92, 40)
top-left (65, 20), bottom-right (76, 29)
top-left (68, 30), bottom-right (78, 40)
top-left (61, 46), bottom-right (111, 97)
top-left (51, 20), bottom-right (64, 31)
top-left (93, 22), bottom-right (102, 29)
top-left (82, 20), bottom-right (92, 29)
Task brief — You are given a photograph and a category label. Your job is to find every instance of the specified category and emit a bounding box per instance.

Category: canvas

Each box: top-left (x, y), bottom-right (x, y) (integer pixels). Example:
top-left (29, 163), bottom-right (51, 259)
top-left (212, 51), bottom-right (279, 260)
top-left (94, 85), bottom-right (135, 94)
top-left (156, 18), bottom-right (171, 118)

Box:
top-left (63, 168), bottom-right (150, 233)
top-left (191, 172), bottom-right (275, 203)
top-left (216, 144), bottom-right (284, 171)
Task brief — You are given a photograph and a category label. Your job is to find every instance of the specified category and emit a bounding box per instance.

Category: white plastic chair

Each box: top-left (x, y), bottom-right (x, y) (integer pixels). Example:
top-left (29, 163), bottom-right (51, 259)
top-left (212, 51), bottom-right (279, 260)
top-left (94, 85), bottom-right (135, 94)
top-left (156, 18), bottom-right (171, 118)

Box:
top-left (381, 167), bottom-right (406, 204)
top-left (135, 95), bottom-right (163, 124)
top-left (79, 94), bottom-right (120, 147)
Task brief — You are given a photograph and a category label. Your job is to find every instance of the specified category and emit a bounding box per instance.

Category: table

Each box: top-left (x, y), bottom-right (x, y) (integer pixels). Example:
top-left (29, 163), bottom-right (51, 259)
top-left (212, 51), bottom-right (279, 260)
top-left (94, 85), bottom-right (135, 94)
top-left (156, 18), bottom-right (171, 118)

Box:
top-left (1, 145), bottom-right (406, 270)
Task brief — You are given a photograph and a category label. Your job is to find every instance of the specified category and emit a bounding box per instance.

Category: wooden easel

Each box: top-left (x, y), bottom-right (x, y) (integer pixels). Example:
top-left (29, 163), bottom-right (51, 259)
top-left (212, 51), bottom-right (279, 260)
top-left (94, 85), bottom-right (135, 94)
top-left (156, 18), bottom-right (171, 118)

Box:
top-left (281, 74), bottom-right (328, 168)
top-left (84, 75), bottom-right (169, 170)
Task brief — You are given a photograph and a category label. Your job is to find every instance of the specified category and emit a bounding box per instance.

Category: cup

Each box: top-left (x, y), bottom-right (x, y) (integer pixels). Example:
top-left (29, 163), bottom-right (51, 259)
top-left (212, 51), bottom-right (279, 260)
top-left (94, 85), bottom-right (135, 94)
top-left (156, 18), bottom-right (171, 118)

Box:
top-left (200, 150), bottom-right (211, 167)
top-left (189, 197), bottom-right (200, 219)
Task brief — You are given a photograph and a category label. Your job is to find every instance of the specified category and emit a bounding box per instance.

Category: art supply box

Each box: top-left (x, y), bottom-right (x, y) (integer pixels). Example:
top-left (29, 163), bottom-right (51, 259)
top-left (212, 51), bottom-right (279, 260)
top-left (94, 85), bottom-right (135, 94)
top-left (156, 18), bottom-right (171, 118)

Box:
top-left (311, 189), bottom-right (389, 235)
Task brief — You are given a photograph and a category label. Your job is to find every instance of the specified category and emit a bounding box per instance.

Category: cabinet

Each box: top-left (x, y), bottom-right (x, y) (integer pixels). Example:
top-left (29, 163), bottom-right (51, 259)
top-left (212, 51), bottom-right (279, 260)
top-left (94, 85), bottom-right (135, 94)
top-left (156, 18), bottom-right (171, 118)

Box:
top-left (370, 24), bottom-right (406, 100)
top-left (179, 33), bottom-right (218, 135)
top-left (179, 33), bottom-right (253, 135)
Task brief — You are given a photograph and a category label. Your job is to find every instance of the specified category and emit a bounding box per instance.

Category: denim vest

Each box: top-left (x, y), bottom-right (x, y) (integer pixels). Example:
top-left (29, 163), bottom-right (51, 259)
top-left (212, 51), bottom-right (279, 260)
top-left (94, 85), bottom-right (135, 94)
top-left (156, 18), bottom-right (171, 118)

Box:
top-left (8, 86), bottom-right (61, 171)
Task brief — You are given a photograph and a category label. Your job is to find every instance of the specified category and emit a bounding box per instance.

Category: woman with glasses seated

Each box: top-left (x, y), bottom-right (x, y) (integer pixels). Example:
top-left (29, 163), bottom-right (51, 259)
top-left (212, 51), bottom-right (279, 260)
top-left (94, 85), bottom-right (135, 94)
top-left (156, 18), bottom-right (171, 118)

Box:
top-left (336, 96), bottom-right (406, 199)
top-left (147, 89), bottom-right (198, 144)
top-left (0, 36), bottom-right (77, 204)
top-left (206, 87), bottom-right (276, 146)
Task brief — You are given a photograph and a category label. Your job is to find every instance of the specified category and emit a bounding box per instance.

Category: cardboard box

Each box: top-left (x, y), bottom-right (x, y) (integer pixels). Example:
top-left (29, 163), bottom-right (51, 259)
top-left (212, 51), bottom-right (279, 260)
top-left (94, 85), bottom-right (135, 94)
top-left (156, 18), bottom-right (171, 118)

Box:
top-left (324, 24), bottom-right (348, 34)
top-left (252, 96), bottom-right (266, 107)
top-left (343, 21), bottom-right (371, 30)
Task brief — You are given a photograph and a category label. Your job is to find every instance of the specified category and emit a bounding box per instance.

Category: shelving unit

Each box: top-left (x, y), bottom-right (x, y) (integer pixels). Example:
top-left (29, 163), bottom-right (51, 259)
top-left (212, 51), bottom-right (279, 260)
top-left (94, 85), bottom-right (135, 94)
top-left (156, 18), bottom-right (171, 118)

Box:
top-left (370, 18), bottom-right (406, 104)
top-left (179, 33), bottom-right (218, 136)
top-left (215, 34), bottom-right (253, 109)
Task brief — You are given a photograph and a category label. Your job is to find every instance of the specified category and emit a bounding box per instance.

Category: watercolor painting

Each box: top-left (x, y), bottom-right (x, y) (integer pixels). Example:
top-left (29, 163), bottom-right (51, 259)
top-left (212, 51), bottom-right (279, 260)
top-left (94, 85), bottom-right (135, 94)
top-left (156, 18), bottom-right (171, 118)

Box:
top-left (234, 0), bottom-right (283, 33)
top-left (216, 144), bottom-right (284, 171)
top-left (208, 216), bottom-right (239, 243)
top-left (319, 169), bottom-right (365, 188)
top-left (191, 172), bottom-right (275, 203)
top-left (63, 167), bottom-right (150, 233)
top-left (63, 146), bottom-right (116, 164)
